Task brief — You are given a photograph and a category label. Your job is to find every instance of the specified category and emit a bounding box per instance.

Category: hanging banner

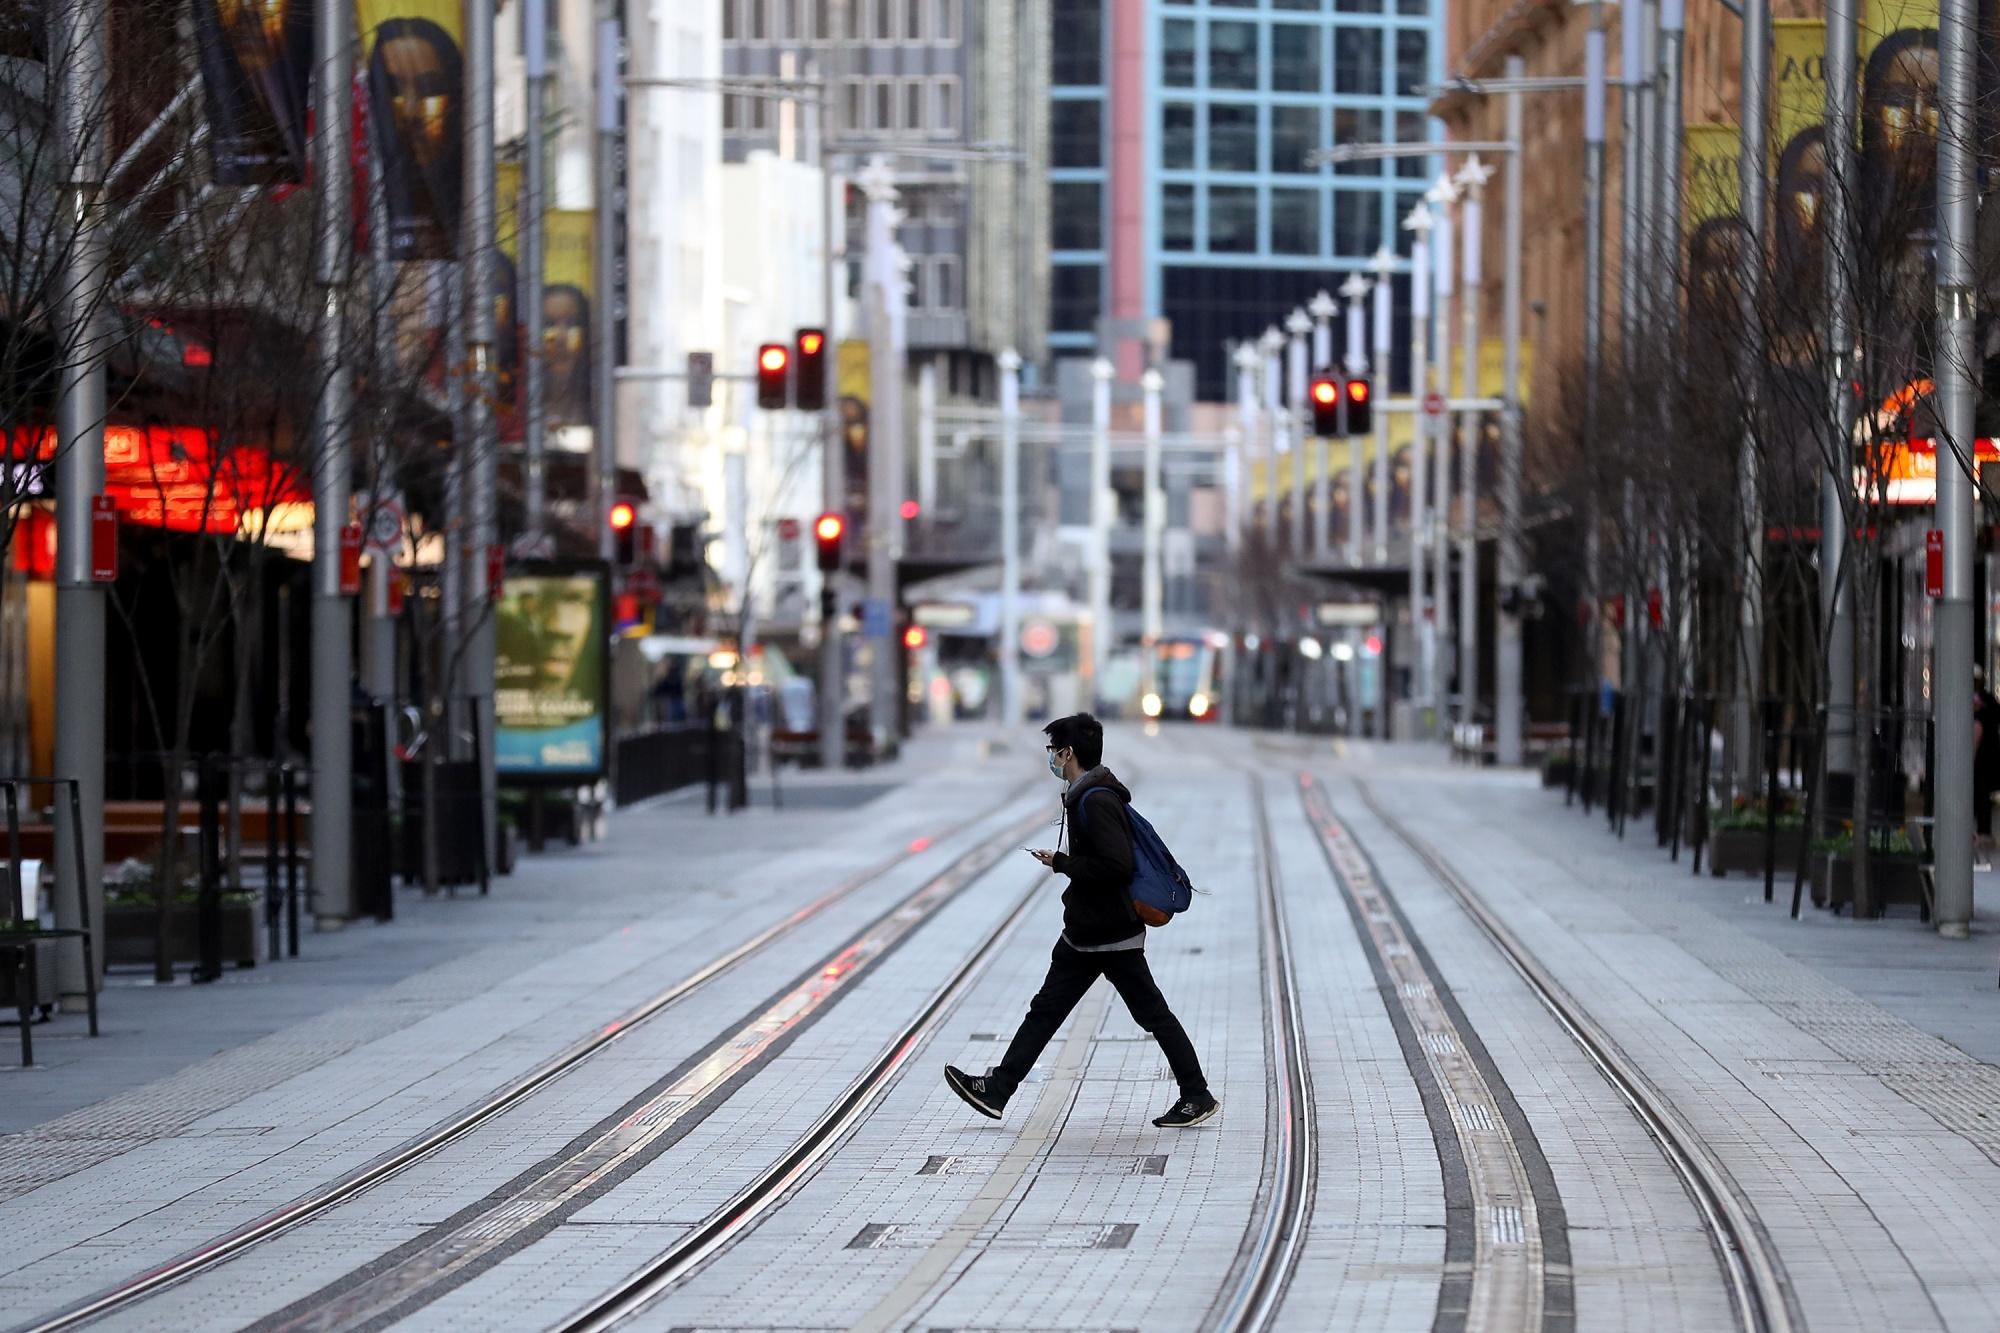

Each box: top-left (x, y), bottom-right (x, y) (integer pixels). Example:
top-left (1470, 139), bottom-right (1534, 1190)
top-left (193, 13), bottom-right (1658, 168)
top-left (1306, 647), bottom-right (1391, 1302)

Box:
top-left (495, 563), bottom-right (610, 780)
top-left (357, 0), bottom-right (464, 259)
top-left (492, 159), bottom-right (524, 440)
top-left (194, 0), bottom-right (312, 183)
top-left (838, 339), bottom-right (871, 534)
top-left (1859, 0), bottom-right (1940, 376)
top-left (543, 210), bottom-right (594, 427)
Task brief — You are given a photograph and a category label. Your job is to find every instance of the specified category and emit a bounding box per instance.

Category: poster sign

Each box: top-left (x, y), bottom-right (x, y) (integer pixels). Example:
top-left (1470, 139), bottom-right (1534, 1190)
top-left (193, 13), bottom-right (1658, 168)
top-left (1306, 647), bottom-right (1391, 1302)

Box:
top-left (89, 496), bottom-right (117, 581)
top-left (194, 0), bottom-right (312, 184)
top-left (357, 0), bottom-right (466, 259)
top-left (838, 340), bottom-right (871, 534)
top-left (494, 562), bottom-right (610, 781)
top-left (1926, 529), bottom-right (1943, 597)
top-left (544, 210), bottom-right (595, 428)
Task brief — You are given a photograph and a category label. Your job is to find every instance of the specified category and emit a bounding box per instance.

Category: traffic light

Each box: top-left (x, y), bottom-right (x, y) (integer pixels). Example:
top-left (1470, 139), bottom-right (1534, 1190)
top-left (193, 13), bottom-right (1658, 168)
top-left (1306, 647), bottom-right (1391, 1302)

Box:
top-left (756, 342), bottom-right (790, 409)
top-left (815, 512), bottom-right (844, 573)
top-left (903, 625), bottom-right (927, 650)
top-left (1344, 376), bottom-right (1372, 436)
top-left (1309, 372), bottom-right (1341, 436)
top-left (610, 500), bottom-right (637, 566)
top-left (794, 328), bottom-right (827, 410)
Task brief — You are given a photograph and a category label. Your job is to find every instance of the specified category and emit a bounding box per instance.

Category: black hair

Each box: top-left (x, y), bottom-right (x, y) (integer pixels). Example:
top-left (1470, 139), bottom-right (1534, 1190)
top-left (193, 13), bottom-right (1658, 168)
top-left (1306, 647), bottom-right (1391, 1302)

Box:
top-left (366, 16), bottom-right (465, 259)
top-left (1043, 712), bottom-right (1104, 770)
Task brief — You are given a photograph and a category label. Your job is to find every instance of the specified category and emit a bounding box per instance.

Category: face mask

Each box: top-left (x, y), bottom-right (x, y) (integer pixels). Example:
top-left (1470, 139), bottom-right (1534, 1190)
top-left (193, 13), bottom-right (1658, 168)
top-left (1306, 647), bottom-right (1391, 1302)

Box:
top-left (1048, 749), bottom-right (1066, 780)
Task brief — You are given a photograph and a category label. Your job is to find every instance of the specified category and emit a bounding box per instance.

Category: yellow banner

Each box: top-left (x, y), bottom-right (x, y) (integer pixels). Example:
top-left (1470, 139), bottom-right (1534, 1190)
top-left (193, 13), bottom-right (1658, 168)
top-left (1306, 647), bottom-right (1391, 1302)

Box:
top-left (357, 0), bottom-right (464, 260)
top-left (837, 340), bottom-right (871, 529)
top-left (1774, 21), bottom-right (1826, 149)
top-left (1686, 125), bottom-right (1741, 231)
top-left (543, 210), bottom-right (593, 426)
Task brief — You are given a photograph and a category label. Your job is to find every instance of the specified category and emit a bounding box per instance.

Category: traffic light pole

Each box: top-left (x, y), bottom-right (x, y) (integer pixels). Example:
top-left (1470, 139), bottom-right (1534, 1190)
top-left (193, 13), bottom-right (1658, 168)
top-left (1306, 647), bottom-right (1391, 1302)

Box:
top-left (1371, 247), bottom-right (1393, 568)
top-left (817, 73), bottom-right (843, 773)
top-left (999, 349), bottom-right (1023, 727)
top-left (1340, 274), bottom-right (1369, 566)
top-left (464, 0), bottom-right (498, 872)
top-left (1286, 312), bottom-right (1310, 559)
top-left (1405, 205), bottom-right (1434, 733)
top-left (1429, 176), bottom-right (1457, 731)
top-left (1141, 367), bottom-right (1164, 702)
top-left (1494, 60), bottom-right (1527, 766)
top-left (1822, 0), bottom-right (1858, 790)
top-left (1089, 356), bottom-right (1113, 704)
top-left (522, 0), bottom-right (549, 546)
top-left (1457, 159), bottom-right (1488, 735)
top-left (593, 11), bottom-right (620, 565)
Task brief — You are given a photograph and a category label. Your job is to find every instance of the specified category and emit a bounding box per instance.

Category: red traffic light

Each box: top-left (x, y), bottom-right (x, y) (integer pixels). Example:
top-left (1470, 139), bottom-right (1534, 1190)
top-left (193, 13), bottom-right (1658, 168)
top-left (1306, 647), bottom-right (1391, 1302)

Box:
top-left (759, 345), bottom-right (789, 373)
top-left (1310, 374), bottom-right (1341, 435)
top-left (757, 342), bottom-right (790, 409)
top-left (1347, 379), bottom-right (1370, 402)
top-left (609, 501), bottom-right (637, 531)
top-left (1310, 378), bottom-right (1338, 405)
top-left (799, 330), bottom-right (824, 355)
top-left (903, 625), bottom-right (927, 650)
top-left (815, 513), bottom-right (844, 542)
top-left (794, 328), bottom-right (828, 409)
top-left (899, 499), bottom-right (920, 521)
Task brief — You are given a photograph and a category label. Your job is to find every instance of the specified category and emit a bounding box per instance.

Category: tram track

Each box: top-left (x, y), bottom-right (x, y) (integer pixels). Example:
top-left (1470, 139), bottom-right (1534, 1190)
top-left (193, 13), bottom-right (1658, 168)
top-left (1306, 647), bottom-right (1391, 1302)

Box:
top-left (16, 781), bottom-right (1039, 1333)
top-left (1335, 775), bottom-right (1803, 1333)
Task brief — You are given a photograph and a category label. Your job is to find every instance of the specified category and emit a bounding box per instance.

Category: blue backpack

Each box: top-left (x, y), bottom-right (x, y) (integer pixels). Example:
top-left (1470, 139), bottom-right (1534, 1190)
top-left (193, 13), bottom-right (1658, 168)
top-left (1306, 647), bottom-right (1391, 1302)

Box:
top-left (1073, 788), bottom-right (1197, 926)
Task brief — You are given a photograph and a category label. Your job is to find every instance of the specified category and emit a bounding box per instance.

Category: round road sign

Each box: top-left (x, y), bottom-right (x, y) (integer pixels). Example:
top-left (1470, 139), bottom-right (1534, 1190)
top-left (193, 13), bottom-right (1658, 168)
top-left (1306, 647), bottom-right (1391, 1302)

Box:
top-left (1020, 620), bottom-right (1060, 658)
top-left (1423, 391), bottom-right (1446, 419)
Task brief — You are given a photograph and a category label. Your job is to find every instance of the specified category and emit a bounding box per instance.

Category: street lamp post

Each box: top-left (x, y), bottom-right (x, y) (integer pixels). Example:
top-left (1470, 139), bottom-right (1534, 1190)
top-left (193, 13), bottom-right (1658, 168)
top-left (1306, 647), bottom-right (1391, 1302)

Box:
top-left (1260, 325), bottom-right (1286, 546)
top-left (1340, 272), bottom-right (1372, 566)
top-left (1141, 367), bottom-right (1165, 699)
top-left (1455, 155), bottom-right (1491, 730)
top-left (1494, 58), bottom-right (1528, 765)
top-left (859, 157), bottom-right (902, 753)
top-left (1089, 355), bottom-right (1114, 704)
top-left (1404, 203), bottom-right (1435, 729)
top-left (1233, 342), bottom-right (1261, 542)
top-left (999, 348), bottom-right (1023, 727)
top-left (1370, 246), bottom-right (1394, 568)
top-left (1428, 172), bottom-right (1460, 729)
top-left (1285, 308), bottom-right (1311, 558)
top-left (1309, 290), bottom-right (1337, 561)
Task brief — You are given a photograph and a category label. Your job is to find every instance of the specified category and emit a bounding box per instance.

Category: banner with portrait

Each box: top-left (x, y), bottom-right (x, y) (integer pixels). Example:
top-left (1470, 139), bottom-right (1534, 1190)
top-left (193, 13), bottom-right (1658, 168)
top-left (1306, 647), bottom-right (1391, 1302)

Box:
top-left (495, 565), bottom-right (609, 780)
top-left (838, 339), bottom-right (870, 534)
top-left (492, 158), bottom-right (524, 440)
top-left (543, 210), bottom-right (594, 428)
top-left (194, 0), bottom-right (312, 183)
top-left (1859, 0), bottom-right (1939, 382)
top-left (357, 0), bottom-right (464, 259)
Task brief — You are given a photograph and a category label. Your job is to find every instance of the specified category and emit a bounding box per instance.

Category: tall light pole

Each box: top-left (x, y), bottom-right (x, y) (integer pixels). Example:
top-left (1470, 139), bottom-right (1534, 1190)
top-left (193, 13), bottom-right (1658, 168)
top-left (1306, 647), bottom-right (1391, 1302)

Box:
top-left (522, 0), bottom-right (549, 544)
top-left (308, 0), bottom-right (354, 924)
top-left (1309, 290), bottom-right (1337, 561)
top-left (1089, 355), bottom-right (1114, 703)
top-left (1455, 154), bottom-right (1490, 728)
top-left (1340, 271), bottom-right (1371, 568)
top-left (463, 0), bottom-right (498, 870)
top-left (1624, 0), bottom-right (1652, 720)
top-left (1823, 0), bottom-right (1858, 787)
top-left (1934, 0), bottom-right (1977, 935)
top-left (52, 0), bottom-right (108, 990)
top-left (1285, 308), bottom-right (1312, 557)
top-left (998, 348), bottom-right (1023, 726)
top-left (1404, 203), bottom-right (1435, 726)
top-left (1494, 59), bottom-right (1528, 765)
top-left (1370, 246), bottom-right (1395, 567)
top-left (1428, 172), bottom-right (1460, 727)
top-left (1583, 0), bottom-right (1607, 688)
top-left (1234, 341), bottom-right (1261, 540)
top-left (1260, 325), bottom-right (1286, 545)
top-left (593, 11), bottom-right (620, 561)
top-left (1141, 366), bottom-right (1165, 698)
top-left (860, 157), bottom-right (904, 751)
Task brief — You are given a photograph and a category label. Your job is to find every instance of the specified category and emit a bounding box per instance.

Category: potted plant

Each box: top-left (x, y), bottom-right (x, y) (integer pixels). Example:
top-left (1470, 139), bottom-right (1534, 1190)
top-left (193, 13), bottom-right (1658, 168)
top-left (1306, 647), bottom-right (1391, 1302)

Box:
top-left (1707, 796), bottom-right (1807, 878)
top-left (1809, 826), bottom-right (1932, 917)
top-left (1541, 748), bottom-right (1576, 789)
top-left (102, 858), bottom-right (261, 969)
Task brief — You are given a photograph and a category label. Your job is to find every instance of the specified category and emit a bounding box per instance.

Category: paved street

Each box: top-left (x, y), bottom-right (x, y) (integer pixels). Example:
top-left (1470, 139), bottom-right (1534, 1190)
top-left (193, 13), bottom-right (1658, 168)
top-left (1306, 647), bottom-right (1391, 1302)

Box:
top-left (5, 726), bottom-right (2000, 1332)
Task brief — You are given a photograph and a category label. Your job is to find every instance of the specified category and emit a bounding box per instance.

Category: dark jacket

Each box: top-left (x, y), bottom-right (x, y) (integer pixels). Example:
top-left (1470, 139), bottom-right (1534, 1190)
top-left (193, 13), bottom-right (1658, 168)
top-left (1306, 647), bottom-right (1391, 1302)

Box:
top-left (1052, 767), bottom-right (1142, 946)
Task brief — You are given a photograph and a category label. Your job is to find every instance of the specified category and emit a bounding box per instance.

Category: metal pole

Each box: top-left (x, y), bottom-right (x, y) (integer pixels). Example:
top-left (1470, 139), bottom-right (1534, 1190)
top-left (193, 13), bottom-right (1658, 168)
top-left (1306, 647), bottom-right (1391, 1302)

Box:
top-left (1233, 344), bottom-right (1260, 542)
top-left (1823, 0), bottom-right (1857, 783)
top-left (1340, 273), bottom-right (1370, 565)
top-left (464, 0), bottom-right (497, 872)
top-left (1429, 176), bottom-right (1458, 729)
top-left (593, 12), bottom-right (620, 562)
top-left (1371, 246), bottom-right (1394, 567)
top-left (817, 67), bottom-right (842, 773)
top-left (861, 158), bottom-right (899, 750)
top-left (1736, 0), bottom-right (1768, 788)
top-left (1405, 206), bottom-right (1434, 729)
top-left (917, 359), bottom-right (937, 524)
top-left (1089, 355), bottom-right (1113, 704)
top-left (1260, 326), bottom-right (1285, 542)
top-left (1141, 367), bottom-right (1164, 696)
top-left (1309, 292), bottom-right (1336, 561)
top-left (52, 0), bottom-right (107, 996)
top-left (309, 0), bottom-right (354, 922)
top-left (1934, 0), bottom-right (1977, 935)
top-left (1286, 310), bottom-right (1311, 558)
top-left (1457, 159), bottom-right (1489, 732)
top-left (999, 349), bottom-right (1023, 726)
top-left (522, 0), bottom-right (549, 544)
top-left (1584, 1), bottom-right (1606, 691)
top-left (1495, 59), bottom-right (1527, 765)
top-left (1621, 0), bottom-right (1648, 711)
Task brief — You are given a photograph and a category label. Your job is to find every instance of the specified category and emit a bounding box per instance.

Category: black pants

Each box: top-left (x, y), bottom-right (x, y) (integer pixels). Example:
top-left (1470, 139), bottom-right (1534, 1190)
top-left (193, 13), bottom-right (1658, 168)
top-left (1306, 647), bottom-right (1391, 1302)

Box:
top-left (993, 939), bottom-right (1208, 1100)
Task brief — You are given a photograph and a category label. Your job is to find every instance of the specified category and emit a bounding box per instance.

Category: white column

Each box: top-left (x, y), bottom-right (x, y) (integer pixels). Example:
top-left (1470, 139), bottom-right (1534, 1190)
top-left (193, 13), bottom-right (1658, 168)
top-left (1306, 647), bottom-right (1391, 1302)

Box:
top-left (1260, 325), bottom-right (1286, 546)
top-left (1370, 245), bottom-right (1395, 565)
top-left (917, 358), bottom-right (937, 525)
top-left (1285, 311), bottom-right (1311, 557)
top-left (1404, 205), bottom-right (1434, 725)
top-left (861, 157), bottom-right (902, 749)
top-left (1141, 368), bottom-right (1165, 696)
top-left (1089, 355), bottom-right (1114, 705)
top-left (1428, 174), bottom-right (1460, 730)
top-left (1232, 342), bottom-right (1260, 545)
top-left (1340, 271), bottom-right (1372, 566)
top-left (1457, 156), bottom-right (1492, 728)
top-left (1309, 290), bottom-right (1338, 560)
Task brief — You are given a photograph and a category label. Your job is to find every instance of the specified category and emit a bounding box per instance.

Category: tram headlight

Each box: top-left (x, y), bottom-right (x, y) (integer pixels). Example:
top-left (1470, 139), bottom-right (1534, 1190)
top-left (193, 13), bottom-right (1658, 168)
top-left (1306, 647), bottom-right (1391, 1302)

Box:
top-left (1141, 692), bottom-right (1163, 719)
top-left (1189, 692), bottom-right (1211, 719)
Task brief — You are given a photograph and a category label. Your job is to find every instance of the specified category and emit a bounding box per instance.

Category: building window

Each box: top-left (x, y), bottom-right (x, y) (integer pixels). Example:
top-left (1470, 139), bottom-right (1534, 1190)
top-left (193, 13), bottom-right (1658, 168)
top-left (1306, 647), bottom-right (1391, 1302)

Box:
top-left (722, 0), bottom-right (739, 40)
top-left (1332, 106), bottom-right (1383, 173)
top-left (876, 78), bottom-right (895, 130)
top-left (907, 260), bottom-right (927, 308)
top-left (1209, 20), bottom-right (1257, 90)
top-left (1051, 263), bottom-right (1101, 333)
top-left (934, 255), bottom-right (959, 307)
top-left (749, 0), bottom-right (767, 40)
top-left (1053, 0), bottom-right (1102, 84)
top-left (813, 0), bottom-right (829, 39)
top-left (722, 93), bottom-right (739, 129)
top-left (901, 80), bottom-right (922, 131)
top-left (1272, 104), bottom-right (1318, 174)
top-left (1208, 184), bottom-right (1256, 252)
top-left (1163, 183), bottom-right (1195, 251)
top-left (847, 0), bottom-right (867, 38)
top-left (1052, 99), bottom-right (1102, 167)
top-left (1396, 29), bottom-right (1428, 97)
top-left (778, 0), bottom-right (796, 40)
top-left (843, 78), bottom-right (865, 130)
top-left (936, 0), bottom-right (959, 43)
top-left (1208, 103), bottom-right (1257, 171)
top-left (1161, 102), bottom-right (1195, 169)
top-left (1272, 24), bottom-right (1321, 92)
top-left (1162, 19), bottom-right (1195, 87)
top-left (875, 0), bottom-right (895, 40)
top-left (1336, 0), bottom-right (1382, 12)
top-left (1334, 28), bottom-right (1381, 94)
top-left (1271, 188), bottom-right (1320, 255)
top-left (1051, 181), bottom-right (1102, 250)
top-left (905, 0), bottom-right (923, 39)
top-left (1395, 110), bottom-right (1429, 177)
top-left (1334, 190), bottom-right (1381, 254)
top-left (1273, 0), bottom-right (1320, 8)
top-left (934, 78), bottom-right (959, 133)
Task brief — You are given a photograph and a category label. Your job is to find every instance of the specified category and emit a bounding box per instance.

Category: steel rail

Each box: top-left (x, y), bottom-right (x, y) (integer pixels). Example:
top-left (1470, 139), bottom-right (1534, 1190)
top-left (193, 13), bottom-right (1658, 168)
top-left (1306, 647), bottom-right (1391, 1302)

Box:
top-left (19, 781), bottom-right (1039, 1333)
top-left (1203, 773), bottom-right (1318, 1332)
top-left (1351, 779), bottom-right (1802, 1333)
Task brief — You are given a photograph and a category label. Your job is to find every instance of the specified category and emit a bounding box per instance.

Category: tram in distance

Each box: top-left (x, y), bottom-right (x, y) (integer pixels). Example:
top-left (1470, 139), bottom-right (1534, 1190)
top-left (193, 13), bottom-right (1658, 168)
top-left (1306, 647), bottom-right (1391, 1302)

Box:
top-left (1140, 633), bottom-right (1227, 722)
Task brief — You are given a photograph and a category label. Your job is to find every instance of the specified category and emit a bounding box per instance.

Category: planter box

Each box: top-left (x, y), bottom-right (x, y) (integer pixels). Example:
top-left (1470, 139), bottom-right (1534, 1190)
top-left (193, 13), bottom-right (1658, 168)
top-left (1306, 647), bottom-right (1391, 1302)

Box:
top-left (1708, 827), bottom-right (1807, 878)
top-left (1810, 854), bottom-right (1932, 917)
top-left (1541, 760), bottom-right (1575, 789)
top-left (104, 901), bottom-right (259, 969)
top-left (0, 936), bottom-right (58, 1013)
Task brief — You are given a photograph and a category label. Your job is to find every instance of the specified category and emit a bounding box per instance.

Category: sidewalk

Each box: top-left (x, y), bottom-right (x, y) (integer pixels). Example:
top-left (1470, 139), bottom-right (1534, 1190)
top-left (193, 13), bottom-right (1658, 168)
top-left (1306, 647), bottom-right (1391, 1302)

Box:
top-left (0, 724), bottom-right (1020, 1141)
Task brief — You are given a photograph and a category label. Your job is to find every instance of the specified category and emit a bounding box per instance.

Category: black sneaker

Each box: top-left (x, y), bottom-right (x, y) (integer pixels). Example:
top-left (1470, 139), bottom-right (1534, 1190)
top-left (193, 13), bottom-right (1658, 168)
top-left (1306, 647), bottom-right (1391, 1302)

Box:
top-left (944, 1065), bottom-right (1008, 1120)
top-left (1153, 1092), bottom-right (1220, 1128)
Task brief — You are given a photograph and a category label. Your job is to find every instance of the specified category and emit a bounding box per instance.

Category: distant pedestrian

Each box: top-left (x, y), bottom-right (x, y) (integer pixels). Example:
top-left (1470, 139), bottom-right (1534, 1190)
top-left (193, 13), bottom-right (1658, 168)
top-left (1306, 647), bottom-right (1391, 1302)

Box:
top-left (944, 713), bottom-right (1217, 1129)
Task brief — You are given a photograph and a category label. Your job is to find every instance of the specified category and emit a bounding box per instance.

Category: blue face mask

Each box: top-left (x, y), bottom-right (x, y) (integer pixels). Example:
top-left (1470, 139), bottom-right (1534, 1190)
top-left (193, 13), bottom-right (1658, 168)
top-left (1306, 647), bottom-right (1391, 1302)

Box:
top-left (1048, 749), bottom-right (1067, 780)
